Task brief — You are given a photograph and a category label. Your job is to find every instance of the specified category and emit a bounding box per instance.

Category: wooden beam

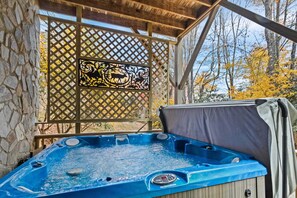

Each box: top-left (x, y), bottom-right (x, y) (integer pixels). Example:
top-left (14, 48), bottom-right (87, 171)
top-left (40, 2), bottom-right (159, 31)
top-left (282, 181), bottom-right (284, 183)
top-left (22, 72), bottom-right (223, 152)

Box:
top-left (220, 0), bottom-right (297, 43)
top-left (83, 9), bottom-right (181, 37)
top-left (59, 0), bottom-right (186, 30)
top-left (39, 0), bottom-right (180, 37)
top-left (169, 74), bottom-right (175, 87)
top-left (39, 0), bottom-right (76, 15)
top-left (178, 6), bottom-right (219, 90)
top-left (196, 0), bottom-right (212, 7)
top-left (128, 0), bottom-right (197, 20)
top-left (177, 0), bottom-right (222, 39)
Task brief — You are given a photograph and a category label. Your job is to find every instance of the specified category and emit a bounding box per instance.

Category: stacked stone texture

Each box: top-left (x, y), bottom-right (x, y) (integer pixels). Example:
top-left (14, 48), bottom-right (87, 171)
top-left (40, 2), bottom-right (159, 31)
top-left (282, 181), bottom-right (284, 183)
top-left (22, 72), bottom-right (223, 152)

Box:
top-left (0, 0), bottom-right (39, 177)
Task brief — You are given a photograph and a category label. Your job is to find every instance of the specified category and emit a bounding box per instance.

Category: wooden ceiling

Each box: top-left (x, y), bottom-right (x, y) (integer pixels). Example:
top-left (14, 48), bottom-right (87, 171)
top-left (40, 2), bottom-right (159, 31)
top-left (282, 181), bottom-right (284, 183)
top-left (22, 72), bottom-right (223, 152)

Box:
top-left (38, 0), bottom-right (222, 38)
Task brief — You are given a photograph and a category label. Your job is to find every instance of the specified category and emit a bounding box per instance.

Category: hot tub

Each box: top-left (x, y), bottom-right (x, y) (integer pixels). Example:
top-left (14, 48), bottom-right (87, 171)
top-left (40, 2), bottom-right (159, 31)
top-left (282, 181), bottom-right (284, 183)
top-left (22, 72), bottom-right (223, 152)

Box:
top-left (0, 133), bottom-right (267, 198)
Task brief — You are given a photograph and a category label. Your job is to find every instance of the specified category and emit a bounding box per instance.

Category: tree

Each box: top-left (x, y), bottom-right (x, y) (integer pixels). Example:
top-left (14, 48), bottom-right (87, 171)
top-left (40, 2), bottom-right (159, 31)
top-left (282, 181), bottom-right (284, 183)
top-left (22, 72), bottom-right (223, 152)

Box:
top-left (234, 47), bottom-right (297, 100)
top-left (211, 6), bottom-right (249, 99)
top-left (256, 0), bottom-right (297, 72)
top-left (181, 2), bottom-right (250, 102)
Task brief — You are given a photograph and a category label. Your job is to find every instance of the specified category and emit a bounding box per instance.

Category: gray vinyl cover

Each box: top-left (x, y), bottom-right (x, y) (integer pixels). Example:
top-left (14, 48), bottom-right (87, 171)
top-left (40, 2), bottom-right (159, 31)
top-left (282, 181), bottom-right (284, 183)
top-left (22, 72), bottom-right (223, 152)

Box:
top-left (159, 98), bottom-right (297, 198)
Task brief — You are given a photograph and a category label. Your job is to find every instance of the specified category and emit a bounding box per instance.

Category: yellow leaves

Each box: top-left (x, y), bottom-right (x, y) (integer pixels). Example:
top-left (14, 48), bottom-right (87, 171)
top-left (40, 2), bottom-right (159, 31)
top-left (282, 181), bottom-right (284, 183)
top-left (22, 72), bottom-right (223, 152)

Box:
top-left (39, 32), bottom-right (48, 90)
top-left (238, 74), bottom-right (289, 99)
top-left (233, 47), bottom-right (297, 100)
top-left (195, 73), bottom-right (217, 93)
top-left (195, 75), bottom-right (205, 85)
top-left (224, 63), bottom-right (233, 70)
top-left (205, 84), bottom-right (217, 92)
top-left (152, 96), bottom-right (173, 129)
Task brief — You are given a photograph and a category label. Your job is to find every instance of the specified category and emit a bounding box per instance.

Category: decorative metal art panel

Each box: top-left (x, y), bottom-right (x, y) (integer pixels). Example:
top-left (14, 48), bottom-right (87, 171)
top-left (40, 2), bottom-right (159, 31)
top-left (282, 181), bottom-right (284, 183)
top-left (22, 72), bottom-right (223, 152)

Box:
top-left (80, 89), bottom-right (149, 120)
top-left (79, 59), bottom-right (150, 90)
top-left (80, 26), bottom-right (149, 66)
top-left (48, 20), bottom-right (77, 121)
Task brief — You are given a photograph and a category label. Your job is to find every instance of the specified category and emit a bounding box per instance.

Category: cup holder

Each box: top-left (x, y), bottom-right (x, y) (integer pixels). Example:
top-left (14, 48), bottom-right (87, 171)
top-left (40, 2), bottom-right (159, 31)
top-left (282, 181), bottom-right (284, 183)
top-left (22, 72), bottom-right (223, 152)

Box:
top-left (174, 140), bottom-right (190, 152)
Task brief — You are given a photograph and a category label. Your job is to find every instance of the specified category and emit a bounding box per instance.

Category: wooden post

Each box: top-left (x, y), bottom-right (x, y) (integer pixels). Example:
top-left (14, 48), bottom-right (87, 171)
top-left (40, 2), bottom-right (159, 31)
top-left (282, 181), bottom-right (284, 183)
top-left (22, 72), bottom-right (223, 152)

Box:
top-left (166, 44), bottom-right (170, 106)
top-left (174, 39), bottom-right (183, 104)
top-left (75, 6), bottom-right (82, 134)
top-left (148, 22), bottom-right (153, 131)
top-left (178, 6), bottom-right (219, 90)
top-left (147, 23), bottom-right (153, 37)
top-left (47, 18), bottom-right (51, 123)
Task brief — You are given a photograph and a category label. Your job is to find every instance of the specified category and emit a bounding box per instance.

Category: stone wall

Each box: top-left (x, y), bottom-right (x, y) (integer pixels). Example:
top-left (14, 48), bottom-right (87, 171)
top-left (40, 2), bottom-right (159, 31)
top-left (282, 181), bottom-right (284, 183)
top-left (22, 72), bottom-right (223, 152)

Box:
top-left (0, 0), bottom-right (39, 177)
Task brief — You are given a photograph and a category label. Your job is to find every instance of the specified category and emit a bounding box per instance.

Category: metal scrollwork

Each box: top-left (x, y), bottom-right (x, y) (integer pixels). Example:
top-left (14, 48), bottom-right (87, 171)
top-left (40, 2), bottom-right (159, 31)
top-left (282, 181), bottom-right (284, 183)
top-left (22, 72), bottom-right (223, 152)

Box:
top-left (79, 59), bottom-right (150, 90)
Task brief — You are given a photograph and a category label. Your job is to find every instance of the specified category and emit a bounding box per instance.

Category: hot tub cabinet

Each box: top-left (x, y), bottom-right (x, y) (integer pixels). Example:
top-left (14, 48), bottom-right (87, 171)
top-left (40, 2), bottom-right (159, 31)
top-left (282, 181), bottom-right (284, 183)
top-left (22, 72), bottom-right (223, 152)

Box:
top-left (158, 176), bottom-right (266, 198)
top-left (0, 133), bottom-right (266, 198)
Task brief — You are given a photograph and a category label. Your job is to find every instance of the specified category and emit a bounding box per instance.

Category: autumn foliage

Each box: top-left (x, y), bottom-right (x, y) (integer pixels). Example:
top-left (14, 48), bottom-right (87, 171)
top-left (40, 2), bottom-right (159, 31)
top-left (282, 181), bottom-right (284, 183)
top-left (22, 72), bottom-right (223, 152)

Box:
top-left (233, 47), bottom-right (297, 101)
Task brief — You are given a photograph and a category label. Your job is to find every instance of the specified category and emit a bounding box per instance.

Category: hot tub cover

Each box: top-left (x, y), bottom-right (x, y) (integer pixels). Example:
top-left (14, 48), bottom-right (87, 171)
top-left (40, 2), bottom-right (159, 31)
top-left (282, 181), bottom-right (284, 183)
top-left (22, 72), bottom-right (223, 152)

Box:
top-left (159, 98), bottom-right (297, 198)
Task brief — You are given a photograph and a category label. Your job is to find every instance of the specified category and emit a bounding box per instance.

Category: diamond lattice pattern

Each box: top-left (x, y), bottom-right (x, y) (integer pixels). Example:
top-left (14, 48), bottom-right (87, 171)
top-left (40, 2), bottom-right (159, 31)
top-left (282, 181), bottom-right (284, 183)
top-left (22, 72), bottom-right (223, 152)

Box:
top-left (80, 26), bottom-right (149, 65)
top-left (151, 40), bottom-right (169, 117)
top-left (80, 89), bottom-right (149, 120)
top-left (49, 20), bottom-right (77, 121)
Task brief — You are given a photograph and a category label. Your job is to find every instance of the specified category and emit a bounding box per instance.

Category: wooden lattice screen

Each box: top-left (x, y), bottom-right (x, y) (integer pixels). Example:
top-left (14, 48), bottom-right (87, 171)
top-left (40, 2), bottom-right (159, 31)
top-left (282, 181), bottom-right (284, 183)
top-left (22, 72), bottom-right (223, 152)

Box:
top-left (47, 17), bottom-right (169, 124)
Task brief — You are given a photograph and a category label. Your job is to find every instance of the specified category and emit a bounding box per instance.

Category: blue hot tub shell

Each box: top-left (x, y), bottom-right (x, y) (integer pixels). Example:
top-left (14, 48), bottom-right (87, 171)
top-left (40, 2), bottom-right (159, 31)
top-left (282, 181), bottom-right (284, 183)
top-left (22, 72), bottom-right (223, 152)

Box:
top-left (0, 133), bottom-right (267, 198)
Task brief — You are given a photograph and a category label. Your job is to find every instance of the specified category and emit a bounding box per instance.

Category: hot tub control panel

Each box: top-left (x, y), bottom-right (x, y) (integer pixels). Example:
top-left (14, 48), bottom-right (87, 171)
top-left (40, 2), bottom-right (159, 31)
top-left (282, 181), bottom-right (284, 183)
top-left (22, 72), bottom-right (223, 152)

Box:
top-left (151, 173), bottom-right (177, 185)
